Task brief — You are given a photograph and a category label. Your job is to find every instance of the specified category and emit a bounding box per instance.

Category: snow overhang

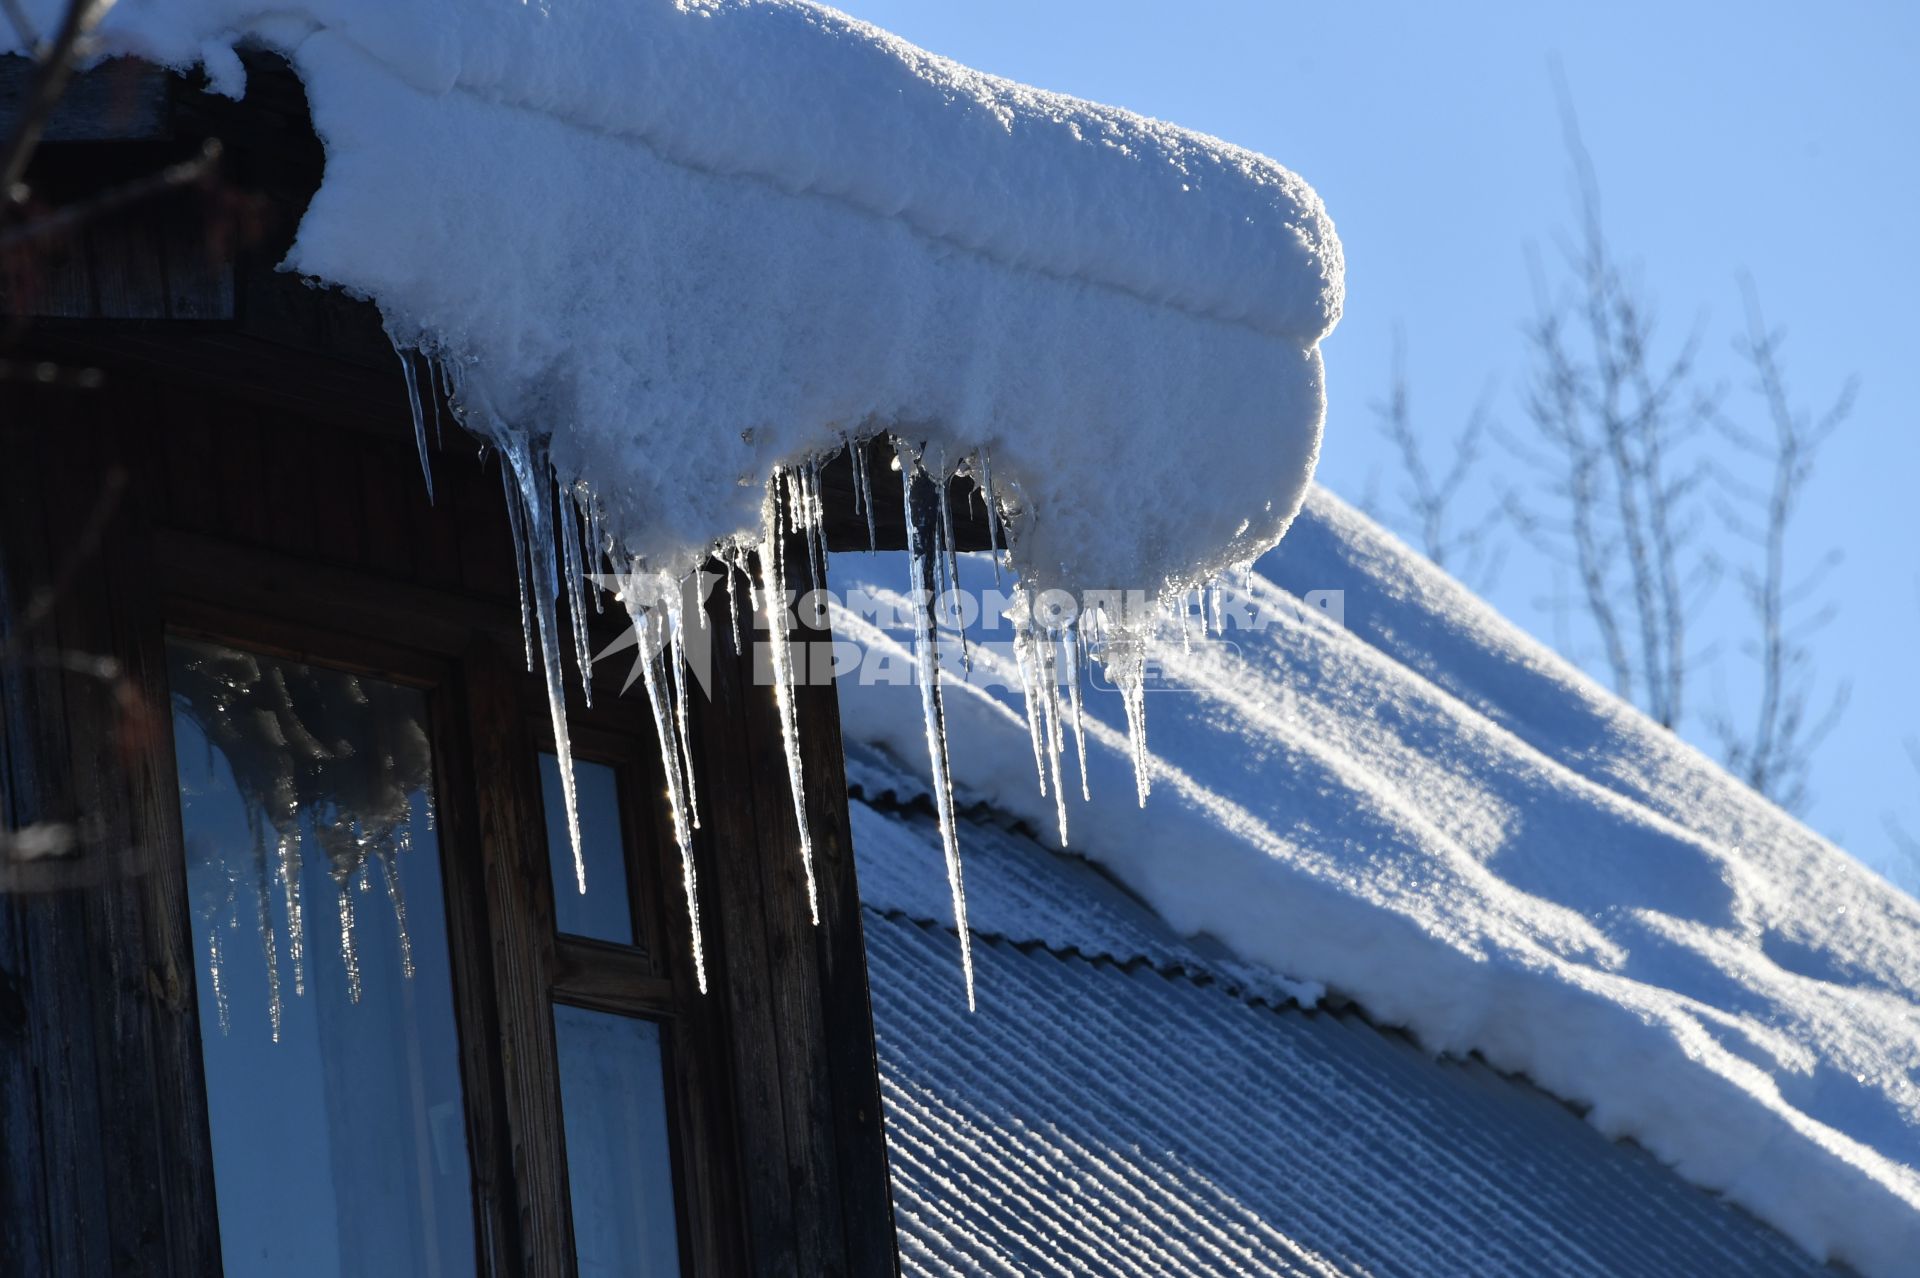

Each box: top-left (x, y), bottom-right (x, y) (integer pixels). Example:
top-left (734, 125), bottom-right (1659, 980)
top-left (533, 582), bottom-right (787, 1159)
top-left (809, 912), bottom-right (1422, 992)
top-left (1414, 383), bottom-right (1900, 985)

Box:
top-left (45, 0), bottom-right (1341, 605)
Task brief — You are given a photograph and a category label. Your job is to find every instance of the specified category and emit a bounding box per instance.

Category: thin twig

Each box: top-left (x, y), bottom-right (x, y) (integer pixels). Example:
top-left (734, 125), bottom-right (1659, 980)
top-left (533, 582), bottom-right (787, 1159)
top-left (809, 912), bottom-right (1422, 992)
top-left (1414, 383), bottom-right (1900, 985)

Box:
top-left (0, 137), bottom-right (220, 253)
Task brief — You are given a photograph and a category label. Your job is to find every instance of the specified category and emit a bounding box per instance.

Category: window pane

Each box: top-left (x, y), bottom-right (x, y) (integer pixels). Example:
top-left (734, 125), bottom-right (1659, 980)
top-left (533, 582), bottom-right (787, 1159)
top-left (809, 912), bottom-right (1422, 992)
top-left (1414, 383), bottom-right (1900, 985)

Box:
top-left (553, 1004), bottom-right (682, 1277)
top-left (167, 638), bottom-right (475, 1278)
top-left (539, 751), bottom-right (633, 944)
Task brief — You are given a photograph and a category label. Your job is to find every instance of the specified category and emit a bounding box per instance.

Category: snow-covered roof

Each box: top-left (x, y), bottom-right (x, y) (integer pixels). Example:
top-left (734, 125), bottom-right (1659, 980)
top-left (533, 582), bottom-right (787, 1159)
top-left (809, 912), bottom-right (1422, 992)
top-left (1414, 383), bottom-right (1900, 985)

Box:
top-left (847, 744), bottom-right (1834, 1276)
top-left (835, 488), bottom-right (1920, 1278)
top-left (26, 0), bottom-right (1348, 966)
top-left (53, 0), bottom-right (1341, 601)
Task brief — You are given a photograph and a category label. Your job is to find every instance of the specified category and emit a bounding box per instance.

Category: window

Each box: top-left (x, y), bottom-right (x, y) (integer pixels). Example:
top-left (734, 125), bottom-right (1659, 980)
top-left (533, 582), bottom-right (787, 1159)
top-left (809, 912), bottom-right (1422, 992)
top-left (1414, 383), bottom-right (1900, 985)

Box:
top-left (168, 637), bottom-right (476, 1277)
top-left (540, 752), bottom-right (634, 945)
top-left (536, 749), bottom-right (686, 1274)
top-left (163, 637), bottom-right (708, 1276)
top-left (553, 1005), bottom-right (682, 1276)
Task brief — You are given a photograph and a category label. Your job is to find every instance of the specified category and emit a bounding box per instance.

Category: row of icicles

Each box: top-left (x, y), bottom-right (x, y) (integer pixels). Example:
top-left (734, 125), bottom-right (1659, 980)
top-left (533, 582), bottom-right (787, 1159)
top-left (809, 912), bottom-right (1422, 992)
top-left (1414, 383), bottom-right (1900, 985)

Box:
top-left (400, 342), bottom-right (1227, 1010)
top-left (201, 811), bottom-right (421, 1042)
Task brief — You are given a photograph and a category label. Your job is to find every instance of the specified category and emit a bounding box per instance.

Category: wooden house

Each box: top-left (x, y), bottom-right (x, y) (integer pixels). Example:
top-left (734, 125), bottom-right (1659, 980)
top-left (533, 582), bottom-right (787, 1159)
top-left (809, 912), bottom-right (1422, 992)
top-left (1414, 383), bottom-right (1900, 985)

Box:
top-left (0, 52), bottom-right (973, 1277)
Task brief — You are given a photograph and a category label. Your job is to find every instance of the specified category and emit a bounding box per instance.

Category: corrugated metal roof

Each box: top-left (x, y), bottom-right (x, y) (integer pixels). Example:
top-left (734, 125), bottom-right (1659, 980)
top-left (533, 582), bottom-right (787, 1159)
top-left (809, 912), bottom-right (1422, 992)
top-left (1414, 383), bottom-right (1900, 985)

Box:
top-left (850, 753), bottom-right (1833, 1276)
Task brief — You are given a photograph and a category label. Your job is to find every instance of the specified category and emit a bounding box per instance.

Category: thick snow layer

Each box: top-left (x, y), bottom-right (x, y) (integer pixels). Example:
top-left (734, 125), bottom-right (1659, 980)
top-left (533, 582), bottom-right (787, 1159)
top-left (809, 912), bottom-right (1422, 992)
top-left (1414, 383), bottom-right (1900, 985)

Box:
top-left (38, 0), bottom-right (1340, 603)
top-left (835, 488), bottom-right (1920, 1278)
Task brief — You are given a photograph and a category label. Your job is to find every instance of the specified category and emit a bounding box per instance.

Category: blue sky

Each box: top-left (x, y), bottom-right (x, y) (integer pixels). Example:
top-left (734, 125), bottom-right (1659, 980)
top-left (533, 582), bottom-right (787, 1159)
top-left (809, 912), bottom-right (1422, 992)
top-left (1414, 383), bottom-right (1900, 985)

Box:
top-left (828, 0), bottom-right (1920, 886)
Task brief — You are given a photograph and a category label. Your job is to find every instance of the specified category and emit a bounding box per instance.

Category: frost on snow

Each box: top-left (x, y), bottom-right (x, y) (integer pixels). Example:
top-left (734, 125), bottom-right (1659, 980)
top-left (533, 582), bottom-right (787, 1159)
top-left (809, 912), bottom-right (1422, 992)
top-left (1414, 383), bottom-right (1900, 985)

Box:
top-left (28, 1), bottom-right (1342, 1006)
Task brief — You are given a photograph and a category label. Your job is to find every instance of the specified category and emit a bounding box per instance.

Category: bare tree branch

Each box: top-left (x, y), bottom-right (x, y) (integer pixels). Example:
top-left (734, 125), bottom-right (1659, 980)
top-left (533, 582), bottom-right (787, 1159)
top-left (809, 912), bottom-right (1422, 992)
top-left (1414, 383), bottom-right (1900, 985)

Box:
top-left (1510, 87), bottom-right (1716, 728)
top-left (0, 136), bottom-right (220, 253)
top-left (1705, 279), bottom-right (1854, 813)
top-left (0, 0), bottom-right (114, 203)
top-left (1369, 326), bottom-right (1506, 590)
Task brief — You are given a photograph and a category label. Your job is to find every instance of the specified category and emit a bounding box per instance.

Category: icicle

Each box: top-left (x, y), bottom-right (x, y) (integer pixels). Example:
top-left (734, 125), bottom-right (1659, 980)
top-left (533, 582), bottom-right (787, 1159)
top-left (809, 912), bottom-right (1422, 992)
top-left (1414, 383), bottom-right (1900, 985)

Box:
top-left (935, 471), bottom-right (960, 603)
top-left (279, 831), bottom-right (307, 998)
top-left (783, 467), bottom-right (805, 537)
top-left (624, 601), bottom-right (708, 991)
top-left (977, 447), bottom-right (1004, 584)
top-left (847, 436), bottom-right (865, 522)
top-left (499, 463), bottom-right (537, 673)
top-left (583, 496), bottom-right (606, 615)
top-left (1037, 624), bottom-right (1069, 846)
top-left (250, 817), bottom-right (282, 1042)
top-left (1065, 623), bottom-right (1091, 803)
top-left (557, 479), bottom-right (594, 708)
top-left (338, 884), bottom-right (362, 1004)
top-left (934, 468), bottom-right (970, 671)
top-left (812, 460), bottom-right (833, 602)
top-left (898, 439), bottom-right (976, 1009)
top-left (741, 539), bottom-right (765, 616)
top-left (723, 550), bottom-right (744, 657)
top-left (1208, 579), bottom-right (1224, 637)
top-left (665, 590), bottom-right (701, 831)
top-left (1109, 638), bottom-right (1154, 808)
top-left (1011, 595), bottom-right (1050, 800)
top-left (379, 847), bottom-right (416, 980)
top-left (500, 435), bottom-right (587, 895)
top-left (759, 476), bottom-right (820, 925)
top-left (799, 459), bottom-right (826, 610)
top-left (856, 437), bottom-right (879, 553)
top-left (206, 921), bottom-right (230, 1036)
top-left (426, 355), bottom-right (445, 450)
top-left (394, 342), bottom-right (434, 504)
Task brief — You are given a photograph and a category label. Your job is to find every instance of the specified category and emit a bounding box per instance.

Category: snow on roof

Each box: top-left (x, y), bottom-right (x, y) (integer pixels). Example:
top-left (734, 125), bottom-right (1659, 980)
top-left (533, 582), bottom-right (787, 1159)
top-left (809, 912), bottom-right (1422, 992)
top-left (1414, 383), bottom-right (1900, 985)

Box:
top-left (39, 0), bottom-right (1345, 983)
top-left (63, 0), bottom-right (1341, 599)
top-left (846, 752), bottom-right (1834, 1276)
top-left (834, 487), bottom-right (1920, 1278)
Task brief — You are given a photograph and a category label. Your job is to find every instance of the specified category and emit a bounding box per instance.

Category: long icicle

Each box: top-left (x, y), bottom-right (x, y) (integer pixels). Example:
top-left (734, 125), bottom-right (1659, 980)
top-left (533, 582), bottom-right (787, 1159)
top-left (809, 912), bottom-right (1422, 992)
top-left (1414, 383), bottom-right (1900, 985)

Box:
top-left (499, 463), bottom-right (536, 673)
top-left (626, 600), bottom-right (708, 992)
top-left (666, 586), bottom-right (701, 830)
top-left (1011, 590), bottom-right (1050, 800)
top-left (251, 817), bottom-right (282, 1042)
top-left (501, 434), bottom-right (587, 894)
top-left (557, 479), bottom-right (594, 708)
top-left (1115, 636), bottom-right (1153, 807)
top-left (1065, 622), bottom-right (1091, 802)
top-left (899, 438), bottom-right (975, 1009)
top-left (977, 447), bottom-right (1004, 583)
top-left (798, 460), bottom-right (825, 614)
top-left (586, 497), bottom-right (606, 615)
top-left (858, 437), bottom-right (878, 553)
top-left (723, 549), bottom-right (744, 657)
top-left (760, 474), bottom-right (820, 925)
top-left (933, 466), bottom-right (970, 672)
top-left (279, 832), bottom-right (307, 998)
top-left (1038, 622), bottom-right (1069, 846)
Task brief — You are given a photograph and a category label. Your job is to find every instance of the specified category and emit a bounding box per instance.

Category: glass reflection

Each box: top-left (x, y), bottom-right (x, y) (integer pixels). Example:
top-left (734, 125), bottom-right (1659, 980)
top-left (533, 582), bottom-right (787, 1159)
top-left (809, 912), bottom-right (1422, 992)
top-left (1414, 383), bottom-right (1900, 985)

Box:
top-left (168, 637), bottom-right (475, 1277)
top-left (553, 1004), bottom-right (682, 1277)
top-left (539, 752), bottom-right (633, 944)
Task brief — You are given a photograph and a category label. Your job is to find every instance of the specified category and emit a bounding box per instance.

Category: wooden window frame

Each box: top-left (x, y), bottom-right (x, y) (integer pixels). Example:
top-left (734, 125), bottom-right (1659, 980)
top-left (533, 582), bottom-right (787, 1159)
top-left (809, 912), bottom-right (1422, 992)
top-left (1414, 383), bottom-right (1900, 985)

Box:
top-left (153, 540), bottom-right (744, 1277)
